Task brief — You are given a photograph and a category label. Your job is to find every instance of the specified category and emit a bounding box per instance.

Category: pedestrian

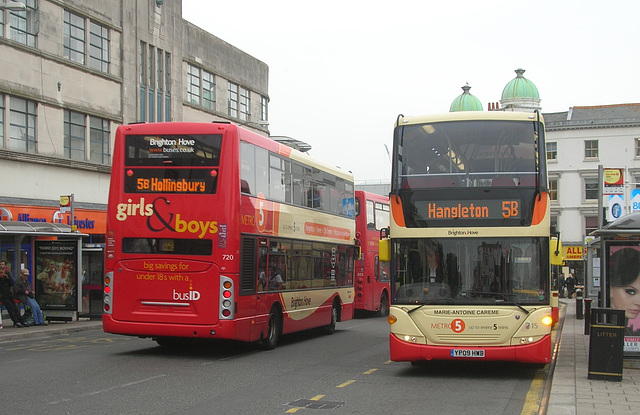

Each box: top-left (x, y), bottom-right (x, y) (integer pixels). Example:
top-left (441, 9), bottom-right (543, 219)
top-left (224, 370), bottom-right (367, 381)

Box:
top-left (565, 273), bottom-right (575, 299)
top-left (0, 261), bottom-right (30, 328)
top-left (15, 268), bottom-right (48, 326)
top-left (558, 273), bottom-right (565, 298)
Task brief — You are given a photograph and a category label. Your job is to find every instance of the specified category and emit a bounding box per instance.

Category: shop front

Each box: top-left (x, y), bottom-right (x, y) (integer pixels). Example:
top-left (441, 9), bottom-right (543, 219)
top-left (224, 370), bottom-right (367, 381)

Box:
top-left (0, 204), bottom-right (105, 318)
top-left (0, 221), bottom-right (86, 321)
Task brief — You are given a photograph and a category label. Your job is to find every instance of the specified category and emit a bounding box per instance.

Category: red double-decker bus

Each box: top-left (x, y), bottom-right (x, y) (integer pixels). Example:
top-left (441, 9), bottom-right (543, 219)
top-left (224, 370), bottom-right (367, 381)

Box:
top-left (354, 191), bottom-right (390, 315)
top-left (103, 122), bottom-right (356, 349)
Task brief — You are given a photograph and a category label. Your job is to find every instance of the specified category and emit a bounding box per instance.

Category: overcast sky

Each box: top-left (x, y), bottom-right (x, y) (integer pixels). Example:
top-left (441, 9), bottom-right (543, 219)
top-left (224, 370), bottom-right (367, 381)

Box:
top-left (182, 0), bottom-right (640, 183)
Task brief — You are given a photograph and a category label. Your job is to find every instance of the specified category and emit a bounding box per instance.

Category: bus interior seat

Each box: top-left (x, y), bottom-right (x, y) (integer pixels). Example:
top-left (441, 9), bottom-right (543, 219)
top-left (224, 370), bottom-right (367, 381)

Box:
top-left (518, 176), bottom-right (538, 187)
top-left (491, 176), bottom-right (516, 187)
top-left (241, 179), bottom-right (251, 194)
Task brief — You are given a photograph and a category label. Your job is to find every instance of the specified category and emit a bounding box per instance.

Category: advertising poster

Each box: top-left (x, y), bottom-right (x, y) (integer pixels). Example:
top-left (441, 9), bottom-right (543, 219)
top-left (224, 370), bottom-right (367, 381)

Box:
top-left (607, 245), bottom-right (640, 356)
top-left (35, 241), bottom-right (78, 311)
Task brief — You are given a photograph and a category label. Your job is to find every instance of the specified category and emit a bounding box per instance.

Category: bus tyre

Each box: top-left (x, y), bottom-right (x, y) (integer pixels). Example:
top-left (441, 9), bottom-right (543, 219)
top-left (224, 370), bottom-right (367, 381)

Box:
top-left (378, 293), bottom-right (389, 317)
top-left (262, 309), bottom-right (281, 350)
top-left (323, 302), bottom-right (339, 335)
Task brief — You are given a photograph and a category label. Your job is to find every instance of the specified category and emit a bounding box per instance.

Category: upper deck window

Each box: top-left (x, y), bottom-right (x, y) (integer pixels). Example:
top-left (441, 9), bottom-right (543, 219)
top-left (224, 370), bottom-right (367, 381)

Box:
top-left (398, 120), bottom-right (537, 188)
top-left (125, 134), bottom-right (221, 167)
top-left (123, 134), bottom-right (222, 194)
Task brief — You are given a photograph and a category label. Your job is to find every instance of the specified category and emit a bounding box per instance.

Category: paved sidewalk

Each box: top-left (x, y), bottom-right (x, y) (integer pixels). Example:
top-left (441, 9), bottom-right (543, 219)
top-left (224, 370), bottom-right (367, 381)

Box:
top-left (546, 298), bottom-right (640, 415)
top-left (0, 316), bottom-right (102, 343)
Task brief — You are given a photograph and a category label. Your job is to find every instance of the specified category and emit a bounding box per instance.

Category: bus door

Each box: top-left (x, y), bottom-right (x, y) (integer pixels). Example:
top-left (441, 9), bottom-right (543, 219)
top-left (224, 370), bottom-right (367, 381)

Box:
top-left (256, 239), bottom-right (269, 316)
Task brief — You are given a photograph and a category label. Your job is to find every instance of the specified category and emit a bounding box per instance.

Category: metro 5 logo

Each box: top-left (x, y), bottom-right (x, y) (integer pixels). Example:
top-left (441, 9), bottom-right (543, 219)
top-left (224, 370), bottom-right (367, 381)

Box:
top-left (115, 197), bottom-right (218, 238)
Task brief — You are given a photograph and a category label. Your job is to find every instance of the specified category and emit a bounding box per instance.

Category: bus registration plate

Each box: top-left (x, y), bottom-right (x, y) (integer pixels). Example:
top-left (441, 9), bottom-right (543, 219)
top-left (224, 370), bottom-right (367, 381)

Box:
top-left (451, 349), bottom-right (485, 358)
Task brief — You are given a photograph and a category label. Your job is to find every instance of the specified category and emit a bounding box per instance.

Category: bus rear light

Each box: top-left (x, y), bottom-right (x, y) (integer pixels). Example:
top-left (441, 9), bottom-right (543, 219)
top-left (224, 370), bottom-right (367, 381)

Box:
top-left (388, 314), bottom-right (397, 324)
top-left (541, 315), bottom-right (553, 326)
top-left (219, 276), bottom-right (234, 320)
top-left (357, 292), bottom-right (363, 297)
top-left (103, 271), bottom-right (113, 315)
top-left (357, 285), bottom-right (363, 291)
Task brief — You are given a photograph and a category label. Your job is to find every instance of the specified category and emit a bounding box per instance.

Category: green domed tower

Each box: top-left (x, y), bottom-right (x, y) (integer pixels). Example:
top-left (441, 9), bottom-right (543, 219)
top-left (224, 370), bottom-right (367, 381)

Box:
top-left (499, 68), bottom-right (541, 112)
top-left (450, 84), bottom-right (483, 112)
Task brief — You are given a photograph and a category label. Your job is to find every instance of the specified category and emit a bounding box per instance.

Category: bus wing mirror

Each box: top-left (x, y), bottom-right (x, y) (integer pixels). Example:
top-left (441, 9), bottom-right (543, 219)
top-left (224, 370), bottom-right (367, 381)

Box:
top-left (379, 238), bottom-right (391, 262)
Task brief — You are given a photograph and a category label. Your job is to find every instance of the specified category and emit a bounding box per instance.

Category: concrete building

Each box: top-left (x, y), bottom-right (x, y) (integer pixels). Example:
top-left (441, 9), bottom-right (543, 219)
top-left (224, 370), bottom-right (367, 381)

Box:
top-left (0, 0), bottom-right (269, 315)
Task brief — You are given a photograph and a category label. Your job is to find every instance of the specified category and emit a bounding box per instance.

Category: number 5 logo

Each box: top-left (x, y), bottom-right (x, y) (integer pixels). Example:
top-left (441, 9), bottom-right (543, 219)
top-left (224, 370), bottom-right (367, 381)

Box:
top-left (256, 193), bottom-right (270, 233)
top-left (451, 318), bottom-right (465, 333)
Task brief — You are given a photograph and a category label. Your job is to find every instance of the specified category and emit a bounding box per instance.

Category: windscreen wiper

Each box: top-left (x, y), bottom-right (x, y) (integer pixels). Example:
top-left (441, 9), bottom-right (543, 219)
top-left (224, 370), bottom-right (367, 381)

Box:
top-left (463, 290), bottom-right (530, 314)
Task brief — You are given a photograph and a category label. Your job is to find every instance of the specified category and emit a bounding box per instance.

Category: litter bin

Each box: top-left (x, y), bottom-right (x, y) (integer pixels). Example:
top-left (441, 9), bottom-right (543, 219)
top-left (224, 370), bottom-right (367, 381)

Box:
top-left (588, 308), bottom-right (625, 381)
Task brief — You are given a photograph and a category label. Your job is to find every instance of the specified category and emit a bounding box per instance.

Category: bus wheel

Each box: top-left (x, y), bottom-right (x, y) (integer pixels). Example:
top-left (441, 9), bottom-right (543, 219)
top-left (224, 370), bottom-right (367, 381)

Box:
top-left (323, 301), bottom-right (339, 335)
top-left (378, 293), bottom-right (389, 317)
top-left (262, 309), bottom-right (281, 350)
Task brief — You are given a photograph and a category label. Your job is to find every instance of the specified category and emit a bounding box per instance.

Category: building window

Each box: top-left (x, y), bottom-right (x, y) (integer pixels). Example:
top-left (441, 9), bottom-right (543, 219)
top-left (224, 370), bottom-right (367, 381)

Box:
top-left (64, 110), bottom-right (86, 161)
top-left (8, 0), bottom-right (37, 47)
top-left (140, 43), bottom-right (170, 122)
top-left (148, 45), bottom-right (156, 122)
top-left (89, 116), bottom-right (110, 164)
top-left (585, 216), bottom-right (599, 236)
top-left (584, 140), bottom-right (599, 159)
top-left (89, 21), bottom-right (110, 72)
top-left (187, 64), bottom-right (200, 105)
top-left (585, 178), bottom-right (598, 200)
top-left (549, 178), bottom-right (558, 201)
top-left (0, 94), bottom-right (4, 147)
top-left (546, 142), bottom-right (557, 161)
top-left (156, 49), bottom-right (163, 122)
top-left (9, 96), bottom-right (36, 153)
top-left (239, 87), bottom-right (250, 121)
top-left (64, 10), bottom-right (110, 73)
top-left (165, 52), bottom-right (171, 121)
top-left (202, 70), bottom-right (215, 110)
top-left (228, 82), bottom-right (238, 118)
top-left (64, 10), bottom-right (86, 65)
top-left (635, 138), bottom-right (640, 157)
top-left (139, 42), bottom-right (147, 121)
top-left (260, 96), bottom-right (268, 122)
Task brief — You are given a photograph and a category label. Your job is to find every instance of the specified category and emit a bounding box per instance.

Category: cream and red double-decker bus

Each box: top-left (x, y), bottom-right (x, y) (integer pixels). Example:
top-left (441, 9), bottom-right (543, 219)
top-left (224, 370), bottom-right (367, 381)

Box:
top-left (103, 122), bottom-right (356, 349)
top-left (382, 111), bottom-right (553, 364)
top-left (354, 191), bottom-right (390, 315)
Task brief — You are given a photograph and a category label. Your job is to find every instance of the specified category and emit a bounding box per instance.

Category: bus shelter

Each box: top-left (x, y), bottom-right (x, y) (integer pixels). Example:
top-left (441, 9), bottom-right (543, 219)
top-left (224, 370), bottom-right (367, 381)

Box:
top-left (591, 212), bottom-right (640, 358)
top-left (0, 221), bottom-right (86, 322)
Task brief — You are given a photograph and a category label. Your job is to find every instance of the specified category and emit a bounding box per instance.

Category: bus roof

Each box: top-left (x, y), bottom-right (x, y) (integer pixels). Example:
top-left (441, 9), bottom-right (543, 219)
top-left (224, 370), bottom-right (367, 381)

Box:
top-left (395, 111), bottom-right (545, 127)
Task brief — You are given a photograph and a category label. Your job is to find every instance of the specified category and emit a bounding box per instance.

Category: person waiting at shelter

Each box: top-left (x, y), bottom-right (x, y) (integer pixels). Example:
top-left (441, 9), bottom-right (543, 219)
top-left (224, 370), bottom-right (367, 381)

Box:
top-left (0, 260), bottom-right (30, 328)
top-left (15, 268), bottom-right (48, 326)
